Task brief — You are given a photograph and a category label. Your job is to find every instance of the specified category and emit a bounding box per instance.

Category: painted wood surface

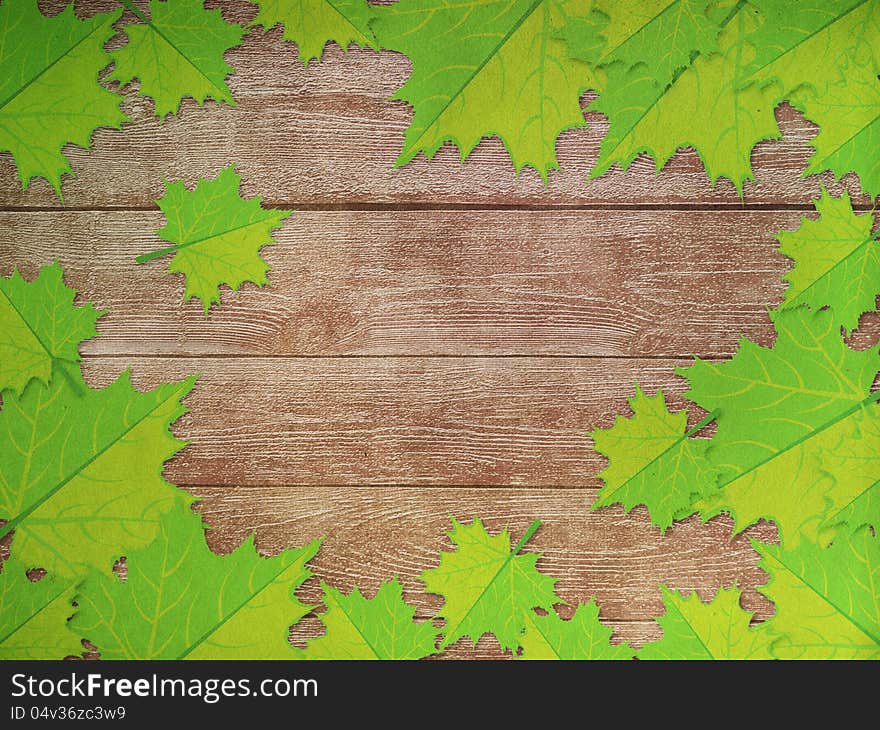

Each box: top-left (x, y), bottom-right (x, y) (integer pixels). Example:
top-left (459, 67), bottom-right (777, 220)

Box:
top-left (2, 0), bottom-right (860, 655)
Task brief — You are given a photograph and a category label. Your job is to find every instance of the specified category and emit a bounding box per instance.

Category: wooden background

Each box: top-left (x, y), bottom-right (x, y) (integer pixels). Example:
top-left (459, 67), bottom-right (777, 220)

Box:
top-left (2, 0), bottom-right (876, 656)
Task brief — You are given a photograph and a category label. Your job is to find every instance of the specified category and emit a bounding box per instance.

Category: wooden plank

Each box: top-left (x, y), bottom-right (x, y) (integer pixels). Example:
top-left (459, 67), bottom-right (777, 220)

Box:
top-left (81, 355), bottom-right (706, 487)
top-left (1, 2), bottom-right (869, 207)
top-left (187, 485), bottom-right (777, 651)
top-left (79, 356), bottom-right (880, 487)
top-left (9, 209), bottom-right (877, 358)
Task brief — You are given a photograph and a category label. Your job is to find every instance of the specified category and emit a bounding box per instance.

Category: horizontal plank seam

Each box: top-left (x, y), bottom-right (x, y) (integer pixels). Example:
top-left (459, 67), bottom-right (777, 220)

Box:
top-left (83, 353), bottom-right (719, 361)
top-left (0, 202), bottom-right (872, 213)
top-left (188, 484), bottom-right (601, 491)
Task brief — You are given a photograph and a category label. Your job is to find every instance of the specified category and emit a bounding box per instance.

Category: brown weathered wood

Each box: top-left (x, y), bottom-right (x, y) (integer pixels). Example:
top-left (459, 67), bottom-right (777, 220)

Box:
top-left (80, 355), bottom-right (706, 487)
top-left (6, 1), bottom-right (863, 661)
top-left (187, 484), bottom-right (776, 651)
top-left (78, 355), bottom-right (880, 488)
top-left (1, 2), bottom-right (870, 207)
top-left (9, 209), bottom-right (878, 358)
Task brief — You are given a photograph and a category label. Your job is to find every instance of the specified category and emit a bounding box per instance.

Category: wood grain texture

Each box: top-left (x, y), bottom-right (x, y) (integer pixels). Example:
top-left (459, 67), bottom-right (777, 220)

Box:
top-left (188, 485), bottom-right (777, 654)
top-left (6, 0), bottom-right (867, 660)
top-left (80, 355), bottom-right (709, 488)
top-left (6, 209), bottom-right (877, 357)
top-left (0, 208), bottom-right (791, 357)
top-left (0, 1), bottom-right (870, 208)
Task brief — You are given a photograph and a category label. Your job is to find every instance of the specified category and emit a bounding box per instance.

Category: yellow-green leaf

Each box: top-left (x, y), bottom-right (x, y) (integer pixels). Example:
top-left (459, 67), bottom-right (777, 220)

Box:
top-left (136, 165), bottom-right (292, 314)
top-left (421, 518), bottom-right (557, 652)
top-left (590, 1), bottom-right (780, 193)
top-left (777, 188), bottom-right (880, 333)
top-left (757, 529), bottom-right (880, 659)
top-left (110, 0), bottom-right (245, 119)
top-left (297, 579), bottom-right (439, 659)
top-left (0, 556), bottom-right (81, 660)
top-left (680, 307), bottom-right (880, 547)
top-left (518, 600), bottom-right (634, 660)
top-left (0, 365), bottom-right (197, 577)
top-left (0, 262), bottom-right (103, 397)
top-left (248, 0), bottom-right (377, 65)
top-left (373, 0), bottom-right (602, 180)
top-left (71, 505), bottom-right (322, 659)
top-left (0, 0), bottom-right (128, 195)
top-left (591, 386), bottom-right (718, 531)
top-left (565, 0), bottom-right (724, 88)
top-left (639, 586), bottom-right (773, 660)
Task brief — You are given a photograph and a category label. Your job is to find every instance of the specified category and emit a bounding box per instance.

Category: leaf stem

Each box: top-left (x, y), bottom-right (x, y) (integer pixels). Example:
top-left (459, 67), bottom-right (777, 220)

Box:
top-left (119, 0), bottom-right (151, 25)
top-left (685, 409), bottom-right (719, 438)
top-left (56, 359), bottom-right (85, 397)
top-left (136, 245), bottom-right (178, 264)
top-left (513, 519), bottom-right (542, 555)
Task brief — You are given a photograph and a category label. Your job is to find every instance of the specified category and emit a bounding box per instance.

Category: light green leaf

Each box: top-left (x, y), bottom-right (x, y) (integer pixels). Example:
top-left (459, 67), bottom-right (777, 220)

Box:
top-left (0, 262), bottom-right (103, 397)
top-left (0, 0), bottom-right (128, 195)
top-left (757, 529), bottom-right (880, 659)
top-left (817, 414), bottom-right (880, 536)
top-left (248, 0), bottom-right (377, 65)
top-left (518, 600), bottom-right (634, 660)
top-left (373, 0), bottom-right (602, 180)
top-left (591, 386), bottom-right (718, 531)
top-left (590, 1), bottom-right (781, 193)
top-left (743, 0), bottom-right (879, 98)
top-left (555, 6), bottom-right (608, 66)
top-left (110, 0), bottom-right (245, 119)
top-left (778, 188), bottom-right (879, 333)
top-left (71, 506), bottom-right (322, 659)
top-left (0, 365), bottom-right (197, 577)
top-left (679, 307), bottom-right (880, 547)
top-left (798, 68), bottom-right (880, 200)
top-left (739, 1), bottom-right (880, 197)
top-left (564, 0), bottom-right (723, 88)
top-left (0, 556), bottom-right (81, 660)
top-left (639, 586), bottom-right (773, 660)
top-left (297, 578), bottom-right (439, 659)
top-left (421, 518), bottom-right (557, 652)
top-left (136, 165), bottom-right (292, 314)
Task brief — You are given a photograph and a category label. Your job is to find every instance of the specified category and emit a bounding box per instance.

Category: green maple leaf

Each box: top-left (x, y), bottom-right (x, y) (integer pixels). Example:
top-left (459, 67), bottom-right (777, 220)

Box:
top-left (0, 262), bottom-right (103, 397)
top-left (71, 506), bottom-right (322, 659)
top-left (590, 1), bottom-right (781, 193)
top-left (0, 0), bottom-right (128, 196)
top-left (518, 599), bottom-right (634, 660)
top-left (797, 67), bottom-right (880, 200)
top-left (679, 307), bottom-right (880, 547)
top-left (297, 578), bottom-right (439, 659)
top-left (0, 365), bottom-right (197, 577)
top-left (110, 0), bottom-right (245, 120)
top-left (591, 386), bottom-right (718, 531)
top-left (740, 1), bottom-right (880, 197)
top-left (563, 0), bottom-right (723, 88)
top-left (816, 414), bottom-right (880, 537)
top-left (248, 0), bottom-right (377, 65)
top-left (421, 518), bottom-right (557, 652)
top-left (0, 556), bottom-right (82, 660)
top-left (743, 0), bottom-right (879, 97)
top-left (554, 6), bottom-right (608, 65)
top-left (757, 528), bottom-right (880, 659)
top-left (639, 586), bottom-right (773, 660)
top-left (372, 0), bottom-right (602, 181)
top-left (777, 189), bottom-right (880, 334)
top-left (135, 166), bottom-right (292, 314)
